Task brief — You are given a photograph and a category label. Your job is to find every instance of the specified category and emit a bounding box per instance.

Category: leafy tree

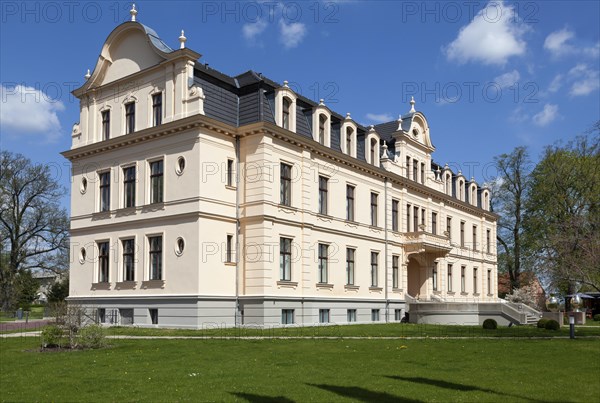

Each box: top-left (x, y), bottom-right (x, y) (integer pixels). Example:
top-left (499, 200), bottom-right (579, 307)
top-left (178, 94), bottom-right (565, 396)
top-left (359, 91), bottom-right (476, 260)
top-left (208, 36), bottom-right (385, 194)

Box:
top-left (0, 151), bottom-right (69, 310)
top-left (491, 146), bottom-right (532, 291)
top-left (14, 270), bottom-right (39, 309)
top-left (524, 124), bottom-right (600, 294)
top-left (47, 277), bottom-right (69, 303)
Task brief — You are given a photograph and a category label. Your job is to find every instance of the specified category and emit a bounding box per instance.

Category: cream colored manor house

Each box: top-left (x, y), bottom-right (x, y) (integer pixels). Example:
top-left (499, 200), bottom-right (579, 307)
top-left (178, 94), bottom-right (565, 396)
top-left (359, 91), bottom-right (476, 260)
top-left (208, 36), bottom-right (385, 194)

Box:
top-left (63, 8), bottom-right (535, 328)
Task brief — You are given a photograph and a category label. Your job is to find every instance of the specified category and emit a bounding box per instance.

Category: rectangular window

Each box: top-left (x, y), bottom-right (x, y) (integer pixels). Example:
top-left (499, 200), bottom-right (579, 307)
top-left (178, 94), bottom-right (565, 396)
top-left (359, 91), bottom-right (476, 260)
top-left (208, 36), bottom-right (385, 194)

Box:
top-left (282, 98), bottom-right (290, 130)
top-left (420, 162), bottom-right (425, 184)
top-left (392, 199), bottom-right (399, 231)
top-left (432, 262), bottom-right (438, 291)
top-left (125, 102), bottom-right (135, 134)
top-left (486, 229), bottom-right (491, 253)
top-left (370, 251), bottom-right (378, 287)
top-left (461, 266), bottom-right (466, 293)
top-left (413, 206), bottom-right (419, 232)
top-left (473, 225), bottom-right (478, 250)
top-left (120, 308), bottom-right (134, 325)
top-left (446, 217), bottom-right (452, 240)
top-left (318, 176), bottom-right (328, 215)
top-left (487, 269), bottom-right (492, 294)
top-left (406, 157), bottom-right (411, 179)
top-left (347, 309), bottom-right (357, 323)
top-left (149, 309), bottom-right (158, 325)
top-left (150, 160), bottom-right (164, 204)
top-left (227, 159), bottom-right (234, 187)
top-left (226, 235), bottom-right (233, 263)
top-left (319, 309), bottom-right (330, 324)
top-left (448, 264), bottom-right (453, 292)
top-left (152, 93), bottom-right (162, 126)
top-left (98, 308), bottom-right (106, 323)
top-left (149, 236), bottom-right (163, 280)
top-left (123, 166), bottom-right (136, 208)
top-left (122, 239), bottom-right (135, 282)
top-left (280, 163), bottom-right (292, 206)
top-left (346, 185), bottom-right (355, 221)
top-left (392, 255), bottom-right (399, 289)
top-left (421, 208), bottom-right (426, 227)
top-left (318, 243), bottom-right (328, 284)
top-left (280, 237), bottom-right (292, 281)
top-left (473, 267), bottom-right (478, 294)
top-left (431, 212), bottom-right (437, 235)
top-left (101, 110), bottom-right (110, 140)
top-left (370, 192), bottom-right (378, 226)
top-left (346, 248), bottom-right (355, 285)
top-left (412, 160), bottom-right (418, 182)
top-left (406, 204), bottom-right (411, 232)
top-left (98, 241), bottom-right (109, 283)
top-left (395, 309), bottom-right (403, 321)
top-left (460, 221), bottom-right (465, 247)
top-left (281, 309), bottom-right (294, 325)
top-left (99, 171), bottom-right (110, 212)
top-left (371, 309), bottom-right (380, 322)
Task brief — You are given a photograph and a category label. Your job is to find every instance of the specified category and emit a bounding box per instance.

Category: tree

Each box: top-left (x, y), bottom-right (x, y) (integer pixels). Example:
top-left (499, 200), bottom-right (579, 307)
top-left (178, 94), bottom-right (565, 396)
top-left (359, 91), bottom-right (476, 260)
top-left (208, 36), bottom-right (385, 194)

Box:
top-left (47, 277), bottom-right (69, 303)
top-left (524, 124), bottom-right (600, 294)
top-left (0, 151), bottom-right (69, 310)
top-left (14, 270), bottom-right (40, 309)
top-left (491, 146), bottom-right (532, 291)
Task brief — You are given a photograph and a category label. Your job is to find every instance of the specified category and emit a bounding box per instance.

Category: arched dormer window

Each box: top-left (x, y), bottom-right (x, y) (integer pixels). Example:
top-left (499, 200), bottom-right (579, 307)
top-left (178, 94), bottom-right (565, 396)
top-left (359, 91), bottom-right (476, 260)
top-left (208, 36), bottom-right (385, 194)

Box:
top-left (341, 115), bottom-right (357, 157)
top-left (312, 101), bottom-right (331, 147)
top-left (482, 190), bottom-right (490, 211)
top-left (445, 173), bottom-right (452, 195)
top-left (275, 82), bottom-right (297, 133)
top-left (365, 127), bottom-right (380, 166)
top-left (470, 185), bottom-right (478, 207)
top-left (318, 114), bottom-right (327, 144)
top-left (282, 97), bottom-right (291, 130)
top-left (458, 179), bottom-right (465, 201)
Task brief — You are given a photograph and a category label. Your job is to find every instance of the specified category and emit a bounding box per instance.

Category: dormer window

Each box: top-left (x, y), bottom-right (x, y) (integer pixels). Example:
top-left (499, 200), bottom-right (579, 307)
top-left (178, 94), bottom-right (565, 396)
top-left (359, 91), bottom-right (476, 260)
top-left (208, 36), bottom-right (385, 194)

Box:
top-left (482, 190), bottom-right (490, 210)
top-left (346, 128), bottom-right (353, 155)
top-left (125, 102), bottom-right (135, 134)
top-left (470, 186), bottom-right (478, 206)
top-left (366, 128), bottom-right (380, 166)
top-left (282, 97), bottom-right (291, 130)
top-left (458, 179), bottom-right (465, 201)
top-left (445, 173), bottom-right (452, 194)
top-left (318, 114), bottom-right (327, 144)
top-left (370, 138), bottom-right (377, 165)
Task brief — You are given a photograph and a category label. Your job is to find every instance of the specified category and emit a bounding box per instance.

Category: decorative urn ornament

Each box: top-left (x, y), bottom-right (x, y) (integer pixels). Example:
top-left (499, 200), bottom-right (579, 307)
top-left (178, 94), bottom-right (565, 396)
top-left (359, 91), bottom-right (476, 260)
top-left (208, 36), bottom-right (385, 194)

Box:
top-left (571, 294), bottom-right (582, 312)
top-left (546, 295), bottom-right (559, 312)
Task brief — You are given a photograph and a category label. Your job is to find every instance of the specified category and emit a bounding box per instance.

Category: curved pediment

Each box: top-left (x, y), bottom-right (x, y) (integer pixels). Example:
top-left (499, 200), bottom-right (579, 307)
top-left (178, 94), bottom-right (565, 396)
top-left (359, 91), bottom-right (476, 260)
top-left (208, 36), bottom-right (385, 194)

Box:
top-left (76, 22), bottom-right (174, 93)
top-left (408, 112), bottom-right (434, 150)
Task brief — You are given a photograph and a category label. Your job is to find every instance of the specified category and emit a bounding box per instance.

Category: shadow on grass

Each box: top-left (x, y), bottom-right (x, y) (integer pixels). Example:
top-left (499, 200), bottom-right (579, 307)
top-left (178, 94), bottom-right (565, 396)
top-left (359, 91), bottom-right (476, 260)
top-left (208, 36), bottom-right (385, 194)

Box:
top-left (385, 376), bottom-right (547, 402)
top-left (231, 392), bottom-right (295, 402)
top-left (308, 383), bottom-right (424, 403)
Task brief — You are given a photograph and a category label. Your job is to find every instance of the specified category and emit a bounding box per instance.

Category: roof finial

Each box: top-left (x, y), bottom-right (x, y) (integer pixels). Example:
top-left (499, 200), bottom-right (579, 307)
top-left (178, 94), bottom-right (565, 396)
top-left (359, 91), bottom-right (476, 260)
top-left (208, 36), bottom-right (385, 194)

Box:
top-left (130, 3), bottom-right (137, 22)
top-left (397, 114), bottom-right (403, 130)
top-left (319, 98), bottom-right (325, 106)
top-left (84, 69), bottom-right (91, 80)
top-left (179, 30), bottom-right (187, 49)
top-left (283, 80), bottom-right (289, 88)
top-left (381, 141), bottom-right (390, 160)
top-left (346, 112), bottom-right (351, 120)
top-left (409, 96), bottom-right (416, 113)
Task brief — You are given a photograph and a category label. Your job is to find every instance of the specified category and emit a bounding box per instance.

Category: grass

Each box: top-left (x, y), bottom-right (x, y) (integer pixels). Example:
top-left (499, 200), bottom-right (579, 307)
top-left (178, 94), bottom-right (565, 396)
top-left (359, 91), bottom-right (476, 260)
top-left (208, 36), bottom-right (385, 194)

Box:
top-left (1, 336), bottom-right (599, 402)
top-left (0, 306), bottom-right (44, 322)
top-left (102, 322), bottom-right (600, 338)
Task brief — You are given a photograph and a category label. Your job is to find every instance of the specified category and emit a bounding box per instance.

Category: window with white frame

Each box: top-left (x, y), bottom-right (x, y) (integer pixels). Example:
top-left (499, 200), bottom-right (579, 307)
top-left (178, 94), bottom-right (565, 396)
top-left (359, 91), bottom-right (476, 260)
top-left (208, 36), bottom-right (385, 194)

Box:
top-left (318, 114), bottom-right (327, 145)
top-left (346, 248), bottom-right (355, 285)
top-left (392, 255), bottom-right (399, 289)
top-left (122, 239), bottom-right (135, 282)
top-left (366, 130), bottom-right (380, 166)
top-left (370, 192), bottom-right (378, 227)
top-left (447, 264), bottom-right (453, 292)
top-left (150, 160), bottom-right (164, 204)
top-left (281, 309), bottom-right (294, 324)
top-left (371, 309), bottom-right (380, 321)
top-left (149, 235), bottom-right (163, 280)
top-left (152, 92), bottom-right (162, 126)
top-left (98, 241), bottom-right (109, 283)
top-left (319, 309), bottom-right (330, 324)
top-left (123, 166), bottom-right (136, 208)
top-left (125, 102), bottom-right (135, 134)
top-left (461, 266), bottom-right (466, 293)
top-left (392, 199), bottom-right (399, 231)
top-left (280, 163), bottom-right (292, 206)
top-left (346, 185), bottom-right (355, 221)
top-left (99, 171), bottom-right (110, 212)
top-left (280, 237), bottom-right (292, 281)
top-left (282, 97), bottom-right (291, 130)
top-left (101, 110), bottom-right (110, 140)
top-left (318, 175), bottom-right (328, 215)
top-left (318, 243), bottom-right (328, 283)
top-left (347, 309), bottom-right (357, 322)
top-left (432, 262), bottom-right (438, 291)
top-left (473, 267), bottom-right (478, 294)
top-left (370, 251), bottom-right (378, 287)
top-left (275, 86), bottom-right (296, 133)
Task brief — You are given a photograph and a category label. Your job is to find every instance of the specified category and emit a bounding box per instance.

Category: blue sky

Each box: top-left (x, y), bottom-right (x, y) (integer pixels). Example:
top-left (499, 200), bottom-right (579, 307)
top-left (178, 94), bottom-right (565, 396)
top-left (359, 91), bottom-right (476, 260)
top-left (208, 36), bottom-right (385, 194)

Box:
top-left (1, 0), bottom-right (599, 208)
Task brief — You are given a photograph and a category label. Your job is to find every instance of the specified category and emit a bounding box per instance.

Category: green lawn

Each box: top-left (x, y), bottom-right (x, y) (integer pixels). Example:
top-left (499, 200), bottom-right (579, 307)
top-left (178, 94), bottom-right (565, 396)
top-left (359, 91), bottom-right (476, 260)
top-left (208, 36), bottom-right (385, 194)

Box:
top-left (1, 336), bottom-right (599, 402)
top-left (102, 322), bottom-right (600, 338)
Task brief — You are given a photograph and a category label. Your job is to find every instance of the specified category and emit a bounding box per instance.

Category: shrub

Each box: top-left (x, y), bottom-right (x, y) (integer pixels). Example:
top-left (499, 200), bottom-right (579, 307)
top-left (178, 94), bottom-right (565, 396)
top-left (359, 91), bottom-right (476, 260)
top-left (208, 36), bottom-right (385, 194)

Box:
top-left (537, 318), bottom-right (550, 328)
top-left (78, 324), bottom-right (106, 349)
top-left (594, 314), bottom-right (600, 322)
top-left (41, 325), bottom-right (64, 348)
top-left (482, 319), bottom-right (497, 329)
top-left (545, 320), bottom-right (560, 331)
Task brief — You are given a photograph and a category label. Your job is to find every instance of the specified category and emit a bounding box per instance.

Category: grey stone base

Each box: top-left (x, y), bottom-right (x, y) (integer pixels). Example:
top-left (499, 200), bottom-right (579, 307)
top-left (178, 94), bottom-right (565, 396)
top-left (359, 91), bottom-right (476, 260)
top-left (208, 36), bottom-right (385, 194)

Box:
top-left (67, 296), bottom-right (407, 329)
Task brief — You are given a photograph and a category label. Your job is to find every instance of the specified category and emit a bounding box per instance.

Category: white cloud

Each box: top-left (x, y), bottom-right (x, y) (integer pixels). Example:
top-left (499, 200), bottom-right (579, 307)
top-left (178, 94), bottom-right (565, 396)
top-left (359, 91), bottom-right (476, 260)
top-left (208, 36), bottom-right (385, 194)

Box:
top-left (567, 64), bottom-right (600, 96)
top-left (279, 20), bottom-right (307, 49)
top-left (547, 74), bottom-right (563, 93)
top-left (532, 104), bottom-right (558, 127)
top-left (508, 106), bottom-right (529, 124)
top-left (544, 28), bottom-right (600, 59)
top-left (494, 70), bottom-right (520, 88)
top-left (242, 19), bottom-right (268, 43)
top-left (444, 1), bottom-right (527, 66)
top-left (366, 113), bottom-right (393, 123)
top-left (0, 85), bottom-right (64, 142)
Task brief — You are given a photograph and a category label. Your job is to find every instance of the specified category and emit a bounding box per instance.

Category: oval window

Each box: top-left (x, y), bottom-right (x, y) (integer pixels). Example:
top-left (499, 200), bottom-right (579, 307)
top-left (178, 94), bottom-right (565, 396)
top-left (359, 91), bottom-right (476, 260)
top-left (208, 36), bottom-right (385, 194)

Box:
top-left (176, 157), bottom-right (186, 175)
top-left (79, 247), bottom-right (87, 264)
top-left (175, 237), bottom-right (185, 256)
top-left (80, 177), bottom-right (88, 194)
